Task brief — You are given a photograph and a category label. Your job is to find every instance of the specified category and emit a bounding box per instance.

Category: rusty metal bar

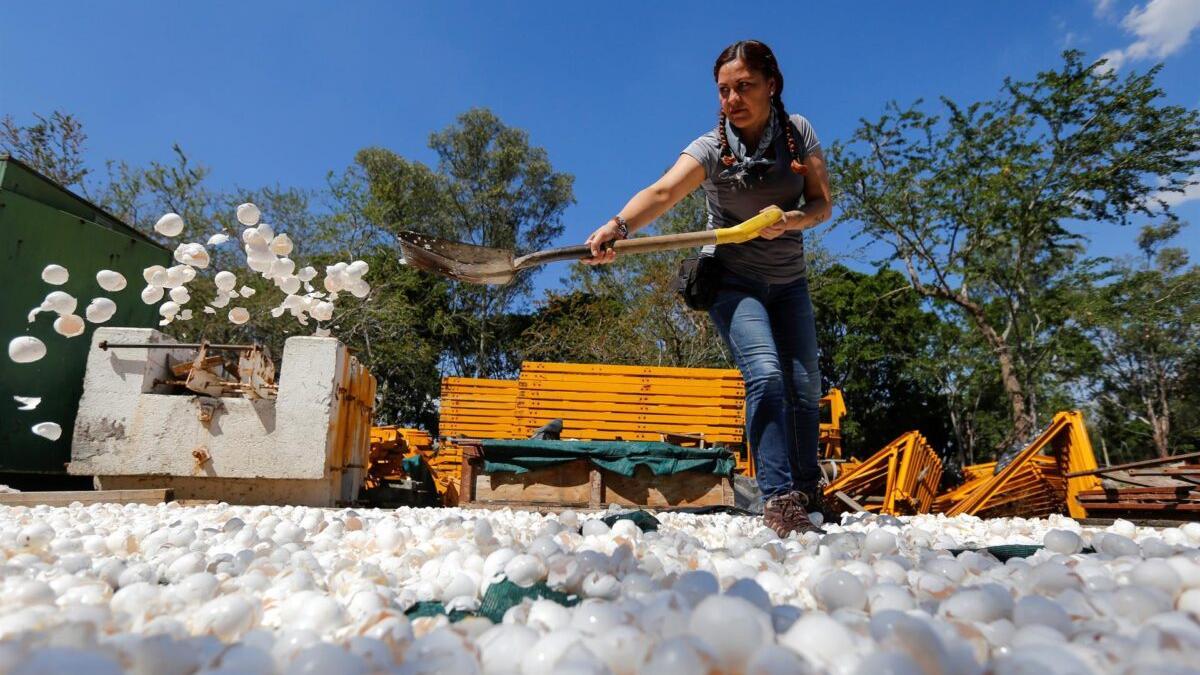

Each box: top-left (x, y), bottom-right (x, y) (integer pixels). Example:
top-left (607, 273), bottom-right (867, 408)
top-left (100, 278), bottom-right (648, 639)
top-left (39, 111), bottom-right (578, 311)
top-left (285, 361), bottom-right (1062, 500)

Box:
top-left (1127, 468), bottom-right (1200, 476)
top-left (98, 341), bottom-right (262, 351)
top-left (152, 380), bottom-right (278, 392)
top-left (1078, 486), bottom-right (1200, 496)
top-left (1064, 451), bottom-right (1200, 478)
top-left (1095, 475), bottom-right (1161, 488)
top-left (1079, 502), bottom-right (1200, 511)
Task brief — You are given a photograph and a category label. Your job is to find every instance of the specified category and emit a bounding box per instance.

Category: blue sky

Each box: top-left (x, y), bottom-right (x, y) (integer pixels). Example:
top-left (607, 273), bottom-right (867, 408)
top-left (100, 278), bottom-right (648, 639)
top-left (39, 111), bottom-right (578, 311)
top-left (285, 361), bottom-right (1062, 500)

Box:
top-left (3, 1), bottom-right (1198, 289)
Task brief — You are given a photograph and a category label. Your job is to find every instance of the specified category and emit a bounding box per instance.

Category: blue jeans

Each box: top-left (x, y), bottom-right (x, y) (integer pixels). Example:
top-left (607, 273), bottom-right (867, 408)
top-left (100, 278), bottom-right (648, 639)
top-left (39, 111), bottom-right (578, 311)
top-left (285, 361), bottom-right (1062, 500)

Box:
top-left (708, 269), bottom-right (822, 500)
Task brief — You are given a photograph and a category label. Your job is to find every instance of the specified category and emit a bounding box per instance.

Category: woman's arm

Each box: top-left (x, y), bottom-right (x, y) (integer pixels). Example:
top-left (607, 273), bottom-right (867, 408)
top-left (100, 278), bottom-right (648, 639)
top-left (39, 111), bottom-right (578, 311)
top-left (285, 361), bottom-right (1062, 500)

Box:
top-left (583, 154), bottom-right (707, 263)
top-left (618, 153), bottom-right (708, 234)
top-left (758, 147), bottom-right (833, 240)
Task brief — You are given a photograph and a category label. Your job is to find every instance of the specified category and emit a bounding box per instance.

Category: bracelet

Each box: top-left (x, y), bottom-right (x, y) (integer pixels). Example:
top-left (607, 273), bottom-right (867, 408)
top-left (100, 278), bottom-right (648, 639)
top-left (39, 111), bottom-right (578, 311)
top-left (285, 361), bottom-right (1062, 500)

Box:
top-left (613, 216), bottom-right (629, 239)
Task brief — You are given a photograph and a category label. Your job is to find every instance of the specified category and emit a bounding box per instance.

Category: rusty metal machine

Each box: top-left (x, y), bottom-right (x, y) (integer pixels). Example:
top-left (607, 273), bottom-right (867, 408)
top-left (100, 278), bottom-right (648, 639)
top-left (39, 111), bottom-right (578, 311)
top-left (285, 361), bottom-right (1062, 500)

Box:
top-left (99, 339), bottom-right (279, 400)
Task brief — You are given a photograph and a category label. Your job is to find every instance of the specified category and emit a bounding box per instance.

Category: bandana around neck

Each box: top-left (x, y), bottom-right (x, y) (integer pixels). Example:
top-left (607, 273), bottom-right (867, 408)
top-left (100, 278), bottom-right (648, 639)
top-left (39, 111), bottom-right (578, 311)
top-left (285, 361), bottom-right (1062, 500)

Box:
top-left (719, 107), bottom-right (781, 187)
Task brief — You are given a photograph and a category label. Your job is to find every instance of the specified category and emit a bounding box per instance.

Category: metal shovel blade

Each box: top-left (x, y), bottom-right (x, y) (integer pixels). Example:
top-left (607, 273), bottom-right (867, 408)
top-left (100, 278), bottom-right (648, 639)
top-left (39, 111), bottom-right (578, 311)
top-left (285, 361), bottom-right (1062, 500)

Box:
top-left (396, 231), bottom-right (518, 285)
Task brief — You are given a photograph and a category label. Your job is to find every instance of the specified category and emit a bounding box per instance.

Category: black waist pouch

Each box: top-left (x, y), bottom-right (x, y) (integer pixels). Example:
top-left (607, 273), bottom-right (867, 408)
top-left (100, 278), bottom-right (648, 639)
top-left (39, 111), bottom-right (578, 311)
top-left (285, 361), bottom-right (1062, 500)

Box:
top-left (674, 254), bottom-right (723, 311)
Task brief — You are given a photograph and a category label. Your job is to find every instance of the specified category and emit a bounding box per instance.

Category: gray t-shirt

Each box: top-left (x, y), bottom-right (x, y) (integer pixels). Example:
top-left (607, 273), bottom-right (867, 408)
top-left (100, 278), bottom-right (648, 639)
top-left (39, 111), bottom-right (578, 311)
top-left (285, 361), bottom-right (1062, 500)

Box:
top-left (682, 113), bottom-right (820, 284)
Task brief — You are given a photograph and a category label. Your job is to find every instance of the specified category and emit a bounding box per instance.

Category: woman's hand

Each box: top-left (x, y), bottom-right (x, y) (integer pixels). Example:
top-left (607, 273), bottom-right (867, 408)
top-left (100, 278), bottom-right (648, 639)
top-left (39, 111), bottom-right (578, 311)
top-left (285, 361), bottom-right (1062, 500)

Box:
top-left (581, 220), bottom-right (623, 265)
top-left (757, 205), bottom-right (790, 240)
top-left (757, 146), bottom-right (835, 241)
top-left (757, 205), bottom-right (829, 239)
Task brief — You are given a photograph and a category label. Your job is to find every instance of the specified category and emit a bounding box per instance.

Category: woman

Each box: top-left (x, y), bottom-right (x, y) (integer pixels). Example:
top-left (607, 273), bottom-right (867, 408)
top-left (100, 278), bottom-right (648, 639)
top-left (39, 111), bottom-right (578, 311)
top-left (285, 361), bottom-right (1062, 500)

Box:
top-left (583, 40), bottom-right (832, 537)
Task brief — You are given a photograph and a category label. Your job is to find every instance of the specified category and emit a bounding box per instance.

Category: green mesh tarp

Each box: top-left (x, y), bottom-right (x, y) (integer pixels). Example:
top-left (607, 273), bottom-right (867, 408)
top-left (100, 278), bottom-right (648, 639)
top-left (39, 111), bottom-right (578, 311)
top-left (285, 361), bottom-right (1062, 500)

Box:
top-left (949, 544), bottom-right (1097, 561)
top-left (404, 578), bottom-right (580, 624)
top-left (948, 544), bottom-right (1044, 561)
top-left (599, 510), bottom-right (661, 532)
top-left (400, 454), bottom-right (426, 479)
top-left (477, 579), bottom-right (580, 622)
top-left (479, 439), bottom-right (735, 477)
top-left (404, 601), bottom-right (476, 623)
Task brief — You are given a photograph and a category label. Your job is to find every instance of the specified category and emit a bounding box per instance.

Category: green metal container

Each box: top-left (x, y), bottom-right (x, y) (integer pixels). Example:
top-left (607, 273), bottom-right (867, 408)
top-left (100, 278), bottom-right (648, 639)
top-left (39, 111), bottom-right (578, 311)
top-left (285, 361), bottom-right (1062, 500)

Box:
top-left (1, 154), bottom-right (170, 474)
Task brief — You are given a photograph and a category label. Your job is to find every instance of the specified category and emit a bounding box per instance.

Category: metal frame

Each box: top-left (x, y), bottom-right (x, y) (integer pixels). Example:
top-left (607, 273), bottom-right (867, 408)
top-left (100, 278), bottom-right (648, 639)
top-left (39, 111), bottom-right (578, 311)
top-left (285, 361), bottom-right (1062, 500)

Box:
top-left (823, 430), bottom-right (942, 515)
top-left (945, 411), bottom-right (1100, 519)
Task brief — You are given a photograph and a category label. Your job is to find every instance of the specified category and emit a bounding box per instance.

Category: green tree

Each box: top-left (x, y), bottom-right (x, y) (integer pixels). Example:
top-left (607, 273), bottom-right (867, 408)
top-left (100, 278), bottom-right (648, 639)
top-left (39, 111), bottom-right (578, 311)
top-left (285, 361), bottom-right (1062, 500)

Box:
top-left (520, 290), bottom-right (632, 364)
top-left (830, 50), bottom-right (1200, 449)
top-left (1084, 222), bottom-right (1200, 458)
top-left (288, 154), bottom-right (455, 431)
top-left (97, 143), bottom-right (218, 244)
top-left (333, 252), bottom-right (453, 431)
top-left (102, 146), bottom-right (455, 431)
top-left (809, 264), bottom-right (954, 459)
top-left (341, 109), bottom-right (573, 423)
top-left (916, 318), bottom-right (1010, 468)
top-left (527, 190), bottom-right (730, 368)
top-left (1, 111), bottom-right (90, 188)
top-left (430, 108), bottom-right (575, 377)
top-left (4, 107), bottom-right (574, 434)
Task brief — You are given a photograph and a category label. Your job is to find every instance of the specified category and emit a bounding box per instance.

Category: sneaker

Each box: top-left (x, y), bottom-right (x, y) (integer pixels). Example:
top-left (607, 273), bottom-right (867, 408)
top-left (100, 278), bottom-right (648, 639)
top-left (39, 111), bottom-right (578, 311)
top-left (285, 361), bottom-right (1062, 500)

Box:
top-left (803, 486), bottom-right (841, 526)
top-left (763, 491), bottom-right (825, 538)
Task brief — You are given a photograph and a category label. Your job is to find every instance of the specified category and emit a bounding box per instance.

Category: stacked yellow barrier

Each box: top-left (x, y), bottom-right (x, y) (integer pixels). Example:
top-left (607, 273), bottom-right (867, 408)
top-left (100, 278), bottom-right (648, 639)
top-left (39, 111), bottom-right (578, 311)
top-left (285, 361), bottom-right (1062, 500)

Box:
top-left (427, 365), bottom-right (854, 505)
top-left (934, 457), bottom-right (1067, 517)
top-left (932, 462), bottom-right (996, 513)
top-left (515, 362), bottom-right (745, 439)
top-left (366, 426), bottom-right (403, 489)
top-left (436, 377), bottom-right (521, 505)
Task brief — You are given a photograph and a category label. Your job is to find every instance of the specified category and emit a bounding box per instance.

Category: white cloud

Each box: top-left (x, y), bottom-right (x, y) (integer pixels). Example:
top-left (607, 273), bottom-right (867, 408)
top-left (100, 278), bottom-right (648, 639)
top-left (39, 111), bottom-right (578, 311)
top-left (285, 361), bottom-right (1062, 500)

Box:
top-left (1152, 173), bottom-right (1200, 207)
top-left (1093, 0), bottom-right (1119, 17)
top-left (1101, 0), bottom-right (1200, 69)
top-left (1098, 48), bottom-right (1128, 71)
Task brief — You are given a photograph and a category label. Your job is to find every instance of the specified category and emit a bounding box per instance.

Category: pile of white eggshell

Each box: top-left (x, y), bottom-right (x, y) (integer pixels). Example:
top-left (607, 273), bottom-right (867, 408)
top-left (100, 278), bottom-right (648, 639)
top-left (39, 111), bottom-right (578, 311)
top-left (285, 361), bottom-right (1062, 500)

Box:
top-left (147, 203), bottom-right (368, 329)
top-left (8, 202), bottom-right (372, 441)
top-left (10, 263), bottom-right (131, 441)
top-left (1, 505), bottom-right (1199, 674)
top-left (24, 265), bottom-right (125, 337)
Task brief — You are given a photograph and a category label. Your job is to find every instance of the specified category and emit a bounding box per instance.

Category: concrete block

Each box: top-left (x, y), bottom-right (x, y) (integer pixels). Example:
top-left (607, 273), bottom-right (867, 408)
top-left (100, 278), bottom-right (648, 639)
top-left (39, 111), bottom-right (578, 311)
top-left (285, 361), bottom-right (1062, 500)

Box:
top-left (69, 328), bottom-right (376, 507)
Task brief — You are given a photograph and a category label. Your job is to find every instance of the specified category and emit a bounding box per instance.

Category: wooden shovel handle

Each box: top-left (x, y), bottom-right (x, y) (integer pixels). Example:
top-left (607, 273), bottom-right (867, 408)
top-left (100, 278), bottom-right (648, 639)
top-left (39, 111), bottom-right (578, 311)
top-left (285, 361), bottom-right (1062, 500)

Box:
top-left (513, 230), bottom-right (718, 270)
top-left (512, 207), bottom-right (783, 270)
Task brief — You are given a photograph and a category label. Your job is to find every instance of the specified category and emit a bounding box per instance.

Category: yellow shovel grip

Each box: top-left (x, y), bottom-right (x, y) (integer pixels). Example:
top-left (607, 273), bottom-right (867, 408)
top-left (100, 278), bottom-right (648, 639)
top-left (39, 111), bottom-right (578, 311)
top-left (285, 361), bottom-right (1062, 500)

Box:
top-left (713, 207), bottom-right (784, 245)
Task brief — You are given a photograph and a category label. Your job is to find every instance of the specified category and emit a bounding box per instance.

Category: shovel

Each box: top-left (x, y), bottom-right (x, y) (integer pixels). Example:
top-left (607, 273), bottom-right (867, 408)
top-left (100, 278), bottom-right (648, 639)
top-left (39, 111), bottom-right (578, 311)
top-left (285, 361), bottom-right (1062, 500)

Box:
top-left (397, 207), bottom-right (783, 285)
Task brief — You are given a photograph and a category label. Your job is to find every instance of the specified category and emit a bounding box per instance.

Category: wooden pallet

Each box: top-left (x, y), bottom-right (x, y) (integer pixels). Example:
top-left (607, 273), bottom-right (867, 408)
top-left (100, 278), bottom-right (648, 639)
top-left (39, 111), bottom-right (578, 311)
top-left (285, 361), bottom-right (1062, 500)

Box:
top-left (435, 363), bottom-right (850, 504)
top-left (456, 442), bottom-right (733, 509)
top-left (0, 489), bottom-right (173, 507)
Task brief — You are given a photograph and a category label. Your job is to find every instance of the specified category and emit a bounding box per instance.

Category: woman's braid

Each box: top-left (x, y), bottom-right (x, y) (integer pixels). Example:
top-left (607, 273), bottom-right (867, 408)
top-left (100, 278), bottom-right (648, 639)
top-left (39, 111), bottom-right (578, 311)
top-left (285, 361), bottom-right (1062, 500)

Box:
top-left (773, 95), bottom-right (807, 175)
top-left (718, 112), bottom-right (736, 167)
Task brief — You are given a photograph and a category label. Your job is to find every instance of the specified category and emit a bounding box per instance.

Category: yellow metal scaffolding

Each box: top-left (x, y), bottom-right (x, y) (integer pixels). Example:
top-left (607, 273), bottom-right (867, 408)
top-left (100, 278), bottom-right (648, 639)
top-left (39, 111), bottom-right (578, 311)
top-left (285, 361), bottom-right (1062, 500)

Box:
top-left (823, 430), bottom-right (943, 515)
top-left (941, 411), bottom-right (1100, 519)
